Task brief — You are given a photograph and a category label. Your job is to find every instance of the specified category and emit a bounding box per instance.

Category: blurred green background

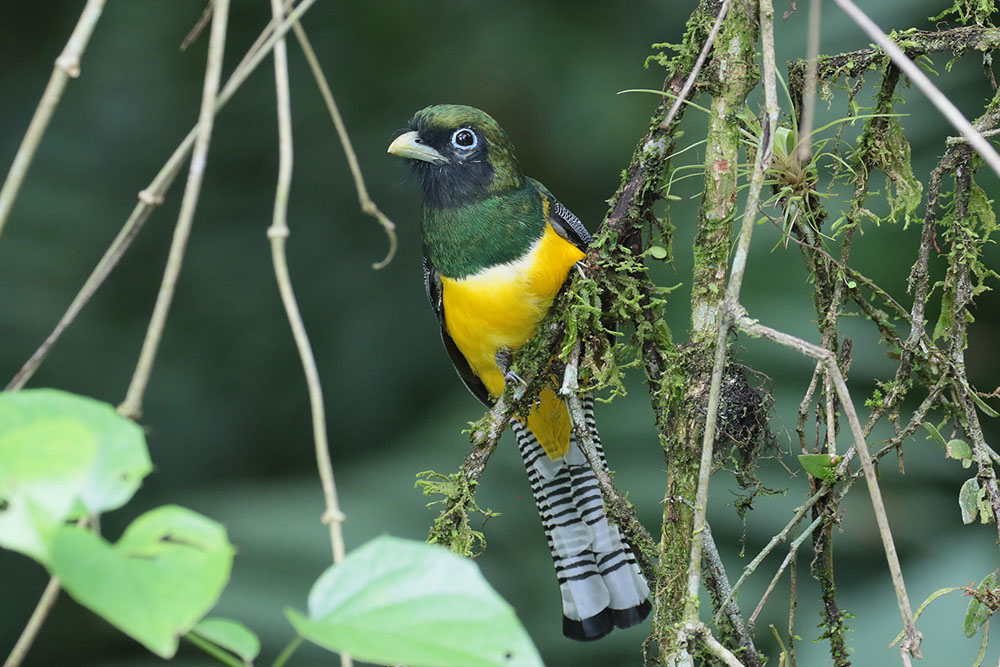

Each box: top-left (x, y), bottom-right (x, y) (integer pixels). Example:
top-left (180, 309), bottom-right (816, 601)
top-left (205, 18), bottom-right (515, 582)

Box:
top-left (2, 1), bottom-right (999, 665)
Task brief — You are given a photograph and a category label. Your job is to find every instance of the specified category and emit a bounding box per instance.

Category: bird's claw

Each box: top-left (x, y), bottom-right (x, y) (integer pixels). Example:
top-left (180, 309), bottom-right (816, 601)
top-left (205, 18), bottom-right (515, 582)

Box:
top-left (504, 370), bottom-right (527, 387)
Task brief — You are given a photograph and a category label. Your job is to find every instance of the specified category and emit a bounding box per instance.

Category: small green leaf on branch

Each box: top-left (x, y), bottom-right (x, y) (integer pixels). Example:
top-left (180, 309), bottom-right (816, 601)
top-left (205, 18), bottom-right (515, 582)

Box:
top-left (798, 453), bottom-right (842, 481)
top-left (965, 571), bottom-right (1000, 638)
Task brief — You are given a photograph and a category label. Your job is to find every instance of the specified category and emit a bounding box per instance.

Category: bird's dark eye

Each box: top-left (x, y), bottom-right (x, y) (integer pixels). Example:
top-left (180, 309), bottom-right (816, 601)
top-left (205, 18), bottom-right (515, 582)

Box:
top-left (451, 128), bottom-right (477, 150)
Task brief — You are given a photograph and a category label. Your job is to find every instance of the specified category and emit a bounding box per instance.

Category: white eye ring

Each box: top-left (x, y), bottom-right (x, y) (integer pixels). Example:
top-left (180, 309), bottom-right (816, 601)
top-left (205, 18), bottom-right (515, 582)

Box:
top-left (451, 128), bottom-right (478, 150)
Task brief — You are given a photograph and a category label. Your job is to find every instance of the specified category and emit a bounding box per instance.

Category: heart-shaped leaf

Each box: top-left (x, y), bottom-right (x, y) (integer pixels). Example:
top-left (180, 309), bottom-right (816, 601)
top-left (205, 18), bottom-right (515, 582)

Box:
top-left (50, 505), bottom-right (234, 658)
top-left (286, 535), bottom-right (542, 667)
top-left (0, 389), bottom-right (151, 516)
top-left (190, 617), bottom-right (260, 664)
top-left (0, 418), bottom-right (96, 561)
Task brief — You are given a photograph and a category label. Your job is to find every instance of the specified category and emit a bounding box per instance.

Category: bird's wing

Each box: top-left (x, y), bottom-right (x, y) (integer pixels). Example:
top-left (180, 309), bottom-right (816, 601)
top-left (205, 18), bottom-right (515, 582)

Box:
top-left (530, 178), bottom-right (593, 251)
top-left (423, 256), bottom-right (492, 406)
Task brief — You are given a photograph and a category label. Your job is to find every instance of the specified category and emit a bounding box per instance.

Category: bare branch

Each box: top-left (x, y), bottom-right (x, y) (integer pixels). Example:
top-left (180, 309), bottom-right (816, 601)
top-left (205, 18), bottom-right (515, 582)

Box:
top-left (118, 0), bottom-right (231, 420)
top-left (0, 0), bottom-right (106, 240)
top-left (265, 3), bottom-right (350, 664)
top-left (2, 577), bottom-right (61, 667)
top-left (290, 23), bottom-right (397, 269)
top-left (735, 314), bottom-right (922, 660)
top-left (794, 0), bottom-right (822, 163)
top-left (6, 0), bottom-right (319, 391)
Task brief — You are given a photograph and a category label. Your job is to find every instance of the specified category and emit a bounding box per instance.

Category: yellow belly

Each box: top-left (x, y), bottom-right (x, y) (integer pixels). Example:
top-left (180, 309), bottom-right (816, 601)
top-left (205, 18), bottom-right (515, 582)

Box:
top-left (440, 222), bottom-right (585, 458)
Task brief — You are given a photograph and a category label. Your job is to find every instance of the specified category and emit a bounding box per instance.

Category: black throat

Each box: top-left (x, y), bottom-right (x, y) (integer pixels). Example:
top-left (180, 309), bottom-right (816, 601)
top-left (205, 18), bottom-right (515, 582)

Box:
top-left (414, 156), bottom-right (495, 209)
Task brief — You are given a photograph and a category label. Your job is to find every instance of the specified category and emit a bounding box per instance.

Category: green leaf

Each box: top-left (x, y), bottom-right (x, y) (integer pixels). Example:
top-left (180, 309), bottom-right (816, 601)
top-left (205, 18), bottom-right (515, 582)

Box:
top-left (191, 617), bottom-right (260, 663)
top-left (0, 389), bottom-right (151, 516)
top-left (922, 422), bottom-right (948, 449)
top-left (50, 505), bottom-right (234, 658)
top-left (946, 439), bottom-right (973, 461)
top-left (648, 245), bottom-right (668, 260)
top-left (0, 418), bottom-right (96, 562)
top-left (890, 586), bottom-right (964, 648)
top-left (960, 478), bottom-right (985, 525)
top-left (797, 453), bottom-right (841, 481)
top-left (970, 390), bottom-right (1000, 418)
top-left (287, 535), bottom-right (542, 667)
top-left (774, 125), bottom-right (796, 158)
top-left (965, 570), bottom-right (998, 637)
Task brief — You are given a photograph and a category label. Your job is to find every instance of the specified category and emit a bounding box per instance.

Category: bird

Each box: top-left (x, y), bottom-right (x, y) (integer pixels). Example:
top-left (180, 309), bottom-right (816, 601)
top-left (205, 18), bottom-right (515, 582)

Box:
top-left (388, 104), bottom-right (651, 641)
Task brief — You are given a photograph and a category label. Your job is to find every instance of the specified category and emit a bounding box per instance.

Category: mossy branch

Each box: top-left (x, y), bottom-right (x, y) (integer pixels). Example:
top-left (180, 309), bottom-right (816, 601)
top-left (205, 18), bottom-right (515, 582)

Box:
top-left (422, 1), bottom-right (1000, 665)
top-left (788, 25), bottom-right (1000, 88)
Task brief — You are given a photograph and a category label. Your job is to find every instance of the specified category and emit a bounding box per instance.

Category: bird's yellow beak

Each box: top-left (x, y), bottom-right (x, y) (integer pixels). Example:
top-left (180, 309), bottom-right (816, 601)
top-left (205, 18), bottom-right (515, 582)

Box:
top-left (387, 131), bottom-right (448, 164)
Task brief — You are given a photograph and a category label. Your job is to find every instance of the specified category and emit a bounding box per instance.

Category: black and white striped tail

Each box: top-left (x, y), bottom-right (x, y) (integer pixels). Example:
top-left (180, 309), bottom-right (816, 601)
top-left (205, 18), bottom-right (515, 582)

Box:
top-left (512, 396), bottom-right (651, 641)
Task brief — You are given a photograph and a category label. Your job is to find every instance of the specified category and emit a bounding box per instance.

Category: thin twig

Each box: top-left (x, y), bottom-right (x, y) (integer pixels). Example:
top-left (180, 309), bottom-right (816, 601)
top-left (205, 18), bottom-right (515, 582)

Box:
top-left (794, 0), bottom-right (821, 163)
top-left (0, 0), bottom-right (106, 240)
top-left (564, 356), bottom-right (658, 584)
top-left (118, 0), bottom-right (230, 419)
top-left (735, 314), bottom-right (922, 660)
top-left (272, 635), bottom-right (304, 667)
top-left (266, 3), bottom-right (350, 665)
top-left (788, 552), bottom-right (798, 667)
top-left (748, 551), bottom-right (789, 629)
top-left (683, 0), bottom-right (780, 624)
top-left (180, 0), bottom-right (215, 51)
top-left (183, 631), bottom-right (243, 667)
top-left (796, 361), bottom-right (823, 453)
top-left (714, 487), bottom-right (824, 623)
top-left (3, 577), bottom-right (61, 667)
top-left (658, 0), bottom-right (731, 131)
top-left (290, 23), bottom-right (397, 269)
top-left (702, 524), bottom-right (759, 665)
top-left (747, 513), bottom-right (822, 628)
top-left (832, 0), bottom-right (1000, 179)
top-left (8, 0), bottom-right (319, 391)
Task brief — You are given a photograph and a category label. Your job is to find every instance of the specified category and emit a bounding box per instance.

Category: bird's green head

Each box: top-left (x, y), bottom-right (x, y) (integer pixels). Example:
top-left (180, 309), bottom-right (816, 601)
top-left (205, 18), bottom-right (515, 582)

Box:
top-left (387, 104), bottom-right (524, 209)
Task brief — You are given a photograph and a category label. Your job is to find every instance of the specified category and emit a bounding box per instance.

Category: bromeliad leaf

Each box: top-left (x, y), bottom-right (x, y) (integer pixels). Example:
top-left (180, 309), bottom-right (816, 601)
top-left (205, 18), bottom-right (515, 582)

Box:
top-left (286, 535), bottom-right (542, 667)
top-left (50, 505), bottom-right (234, 658)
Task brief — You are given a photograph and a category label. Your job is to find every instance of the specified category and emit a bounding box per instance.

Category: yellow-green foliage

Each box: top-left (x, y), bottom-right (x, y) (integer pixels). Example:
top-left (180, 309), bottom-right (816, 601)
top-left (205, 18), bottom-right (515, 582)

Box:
top-left (874, 117), bottom-right (924, 229)
top-left (930, 0), bottom-right (997, 25)
top-left (933, 177), bottom-right (999, 341)
top-left (416, 471), bottom-right (497, 558)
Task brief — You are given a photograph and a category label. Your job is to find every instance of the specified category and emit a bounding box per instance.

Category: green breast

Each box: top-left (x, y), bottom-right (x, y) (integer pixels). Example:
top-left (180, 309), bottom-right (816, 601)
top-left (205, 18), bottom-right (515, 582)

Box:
top-left (422, 184), bottom-right (546, 279)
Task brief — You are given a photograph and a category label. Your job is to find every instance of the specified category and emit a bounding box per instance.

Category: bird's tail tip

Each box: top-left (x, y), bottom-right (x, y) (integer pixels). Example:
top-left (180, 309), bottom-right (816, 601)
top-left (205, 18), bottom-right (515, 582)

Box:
top-left (563, 598), bottom-right (653, 641)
